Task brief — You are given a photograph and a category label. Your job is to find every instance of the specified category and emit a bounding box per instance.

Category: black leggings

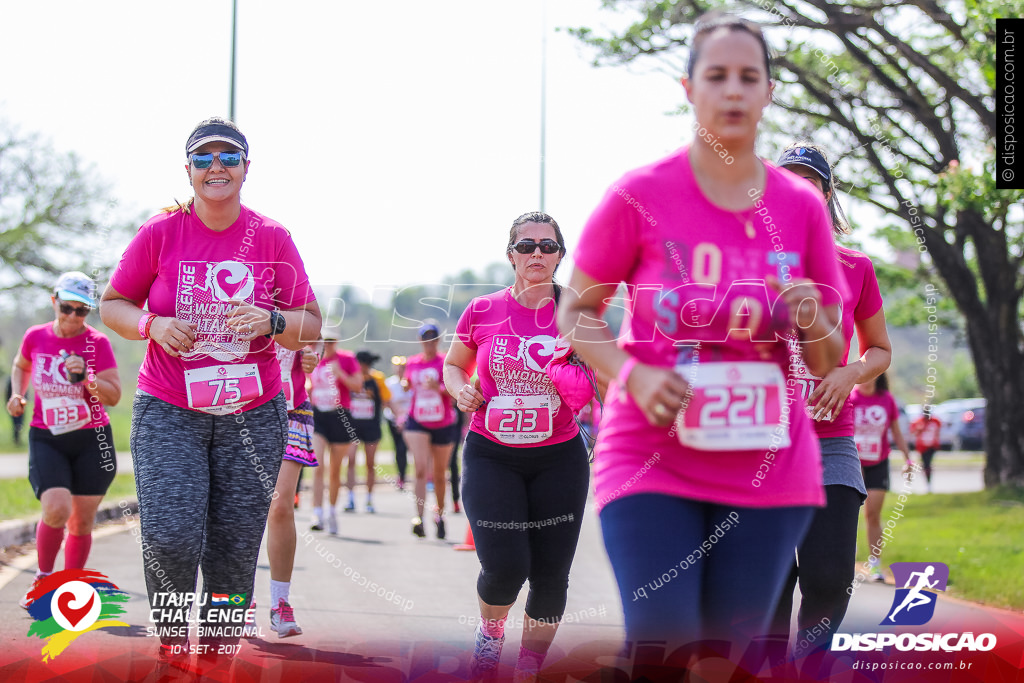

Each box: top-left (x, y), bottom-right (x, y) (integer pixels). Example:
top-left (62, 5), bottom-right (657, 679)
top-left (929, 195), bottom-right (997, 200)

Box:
top-left (387, 419), bottom-right (408, 481)
top-left (770, 484), bottom-right (862, 661)
top-left (461, 431), bottom-right (589, 622)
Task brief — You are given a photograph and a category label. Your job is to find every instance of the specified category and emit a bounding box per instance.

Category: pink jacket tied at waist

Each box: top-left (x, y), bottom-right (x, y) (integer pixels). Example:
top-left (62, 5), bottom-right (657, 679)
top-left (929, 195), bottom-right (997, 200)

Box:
top-left (545, 337), bottom-right (596, 414)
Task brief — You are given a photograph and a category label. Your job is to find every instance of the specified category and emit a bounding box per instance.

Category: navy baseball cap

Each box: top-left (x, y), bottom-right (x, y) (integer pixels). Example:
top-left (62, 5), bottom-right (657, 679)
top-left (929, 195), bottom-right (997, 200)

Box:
top-left (418, 322), bottom-right (440, 340)
top-left (186, 117), bottom-right (248, 156)
top-left (777, 147), bottom-right (831, 184)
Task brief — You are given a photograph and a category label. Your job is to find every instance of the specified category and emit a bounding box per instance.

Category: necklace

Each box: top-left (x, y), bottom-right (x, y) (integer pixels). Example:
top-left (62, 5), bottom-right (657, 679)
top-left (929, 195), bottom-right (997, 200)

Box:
top-left (736, 209), bottom-right (756, 239)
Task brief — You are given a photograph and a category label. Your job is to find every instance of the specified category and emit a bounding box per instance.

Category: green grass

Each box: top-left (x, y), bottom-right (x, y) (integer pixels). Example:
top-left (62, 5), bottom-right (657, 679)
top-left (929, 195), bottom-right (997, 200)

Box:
top-left (0, 405), bottom-right (133, 454)
top-left (0, 473), bottom-right (136, 521)
top-left (856, 487), bottom-right (1024, 610)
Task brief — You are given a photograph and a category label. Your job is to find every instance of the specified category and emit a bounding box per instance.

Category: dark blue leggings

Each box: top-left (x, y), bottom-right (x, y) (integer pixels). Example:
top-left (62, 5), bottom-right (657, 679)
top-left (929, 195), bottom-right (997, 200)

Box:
top-left (600, 493), bottom-right (814, 646)
top-left (461, 431), bottom-right (589, 622)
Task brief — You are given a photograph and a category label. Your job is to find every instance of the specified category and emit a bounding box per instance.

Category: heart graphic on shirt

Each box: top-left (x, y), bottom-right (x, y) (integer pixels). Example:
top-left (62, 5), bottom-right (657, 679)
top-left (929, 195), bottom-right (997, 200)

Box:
top-left (209, 261), bottom-right (255, 302)
top-left (523, 336), bottom-right (556, 372)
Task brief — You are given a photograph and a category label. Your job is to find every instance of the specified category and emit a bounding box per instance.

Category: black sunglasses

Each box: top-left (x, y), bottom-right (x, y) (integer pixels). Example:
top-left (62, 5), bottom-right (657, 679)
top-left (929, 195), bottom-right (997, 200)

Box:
top-left (512, 239), bottom-right (561, 255)
top-left (58, 301), bottom-right (91, 317)
top-left (190, 151), bottom-right (244, 169)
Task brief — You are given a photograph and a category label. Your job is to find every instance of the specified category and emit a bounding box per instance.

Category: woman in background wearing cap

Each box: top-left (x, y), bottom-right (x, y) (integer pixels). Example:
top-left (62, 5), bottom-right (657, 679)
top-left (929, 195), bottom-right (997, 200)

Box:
top-left (100, 116), bottom-right (321, 669)
top-left (404, 319), bottom-right (457, 539)
top-left (10, 272), bottom-right (121, 608)
top-left (350, 350), bottom-right (391, 513)
top-left (444, 212), bottom-right (590, 680)
top-left (263, 340), bottom-right (320, 638)
top-left (557, 14), bottom-right (848, 652)
top-left (767, 142), bottom-right (893, 671)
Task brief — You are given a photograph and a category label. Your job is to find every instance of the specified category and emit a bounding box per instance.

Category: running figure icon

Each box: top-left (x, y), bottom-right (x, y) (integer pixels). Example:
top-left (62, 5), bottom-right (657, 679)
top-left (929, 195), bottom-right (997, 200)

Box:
top-left (886, 565), bottom-right (939, 622)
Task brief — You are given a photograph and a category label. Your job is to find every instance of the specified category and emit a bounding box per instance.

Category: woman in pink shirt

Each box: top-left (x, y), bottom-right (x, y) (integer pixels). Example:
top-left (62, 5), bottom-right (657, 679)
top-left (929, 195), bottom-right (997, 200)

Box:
top-left (445, 212), bottom-right (590, 680)
top-left (768, 143), bottom-right (894, 670)
top-left (404, 320), bottom-right (458, 538)
top-left (851, 373), bottom-right (914, 581)
top-left (100, 117), bottom-right (321, 670)
top-left (9, 272), bottom-right (121, 609)
top-left (557, 14), bottom-right (848, 652)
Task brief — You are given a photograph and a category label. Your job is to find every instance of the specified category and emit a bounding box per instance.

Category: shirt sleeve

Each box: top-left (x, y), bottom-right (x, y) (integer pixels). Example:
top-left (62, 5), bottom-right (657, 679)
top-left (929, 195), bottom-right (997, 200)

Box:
top-left (854, 258), bottom-right (884, 321)
top-left (376, 374), bottom-right (391, 402)
top-left (455, 300), bottom-right (477, 350)
top-left (109, 221), bottom-right (159, 304)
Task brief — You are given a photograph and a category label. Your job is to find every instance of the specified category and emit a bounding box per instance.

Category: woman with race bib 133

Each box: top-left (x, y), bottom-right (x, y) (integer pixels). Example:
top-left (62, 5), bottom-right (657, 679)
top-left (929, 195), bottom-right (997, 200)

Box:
top-left (12, 272), bottom-right (121, 609)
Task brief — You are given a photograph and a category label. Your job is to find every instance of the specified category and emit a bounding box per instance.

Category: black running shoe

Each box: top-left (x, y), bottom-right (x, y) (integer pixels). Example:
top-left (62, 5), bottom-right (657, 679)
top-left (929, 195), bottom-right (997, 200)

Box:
top-left (412, 517), bottom-right (426, 538)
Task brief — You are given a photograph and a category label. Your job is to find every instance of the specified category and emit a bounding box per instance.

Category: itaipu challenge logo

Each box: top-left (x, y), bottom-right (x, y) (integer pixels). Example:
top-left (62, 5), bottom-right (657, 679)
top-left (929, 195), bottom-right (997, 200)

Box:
top-left (25, 569), bottom-right (129, 661)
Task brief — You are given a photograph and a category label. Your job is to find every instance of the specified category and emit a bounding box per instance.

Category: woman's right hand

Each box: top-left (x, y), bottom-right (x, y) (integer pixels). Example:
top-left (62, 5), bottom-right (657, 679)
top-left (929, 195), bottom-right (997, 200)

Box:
top-left (625, 362), bottom-right (691, 428)
top-left (7, 395), bottom-right (25, 418)
top-left (148, 317), bottom-right (198, 358)
top-left (455, 383), bottom-right (485, 413)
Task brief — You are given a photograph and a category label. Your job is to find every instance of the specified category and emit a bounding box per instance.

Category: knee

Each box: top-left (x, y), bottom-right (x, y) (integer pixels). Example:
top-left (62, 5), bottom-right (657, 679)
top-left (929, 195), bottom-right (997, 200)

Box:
top-left (478, 565), bottom-right (529, 605)
top-left (267, 498), bottom-right (292, 525)
top-left (66, 517), bottom-right (93, 535)
top-left (41, 501), bottom-right (72, 528)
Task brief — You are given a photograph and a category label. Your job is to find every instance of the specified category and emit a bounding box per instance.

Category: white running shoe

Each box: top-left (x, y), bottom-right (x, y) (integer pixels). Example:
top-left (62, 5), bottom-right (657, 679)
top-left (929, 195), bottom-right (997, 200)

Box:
top-left (327, 513), bottom-right (338, 535)
top-left (269, 599), bottom-right (303, 638)
top-left (470, 626), bottom-right (504, 678)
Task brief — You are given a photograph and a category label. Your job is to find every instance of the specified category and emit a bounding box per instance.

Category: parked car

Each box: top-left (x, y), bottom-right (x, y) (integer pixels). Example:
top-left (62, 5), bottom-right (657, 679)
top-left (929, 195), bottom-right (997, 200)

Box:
top-left (933, 398), bottom-right (986, 450)
top-left (956, 405), bottom-right (986, 451)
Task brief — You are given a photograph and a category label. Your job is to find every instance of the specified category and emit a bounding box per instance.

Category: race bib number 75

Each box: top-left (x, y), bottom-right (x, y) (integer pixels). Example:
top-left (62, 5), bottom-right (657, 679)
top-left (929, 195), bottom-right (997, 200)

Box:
top-left (184, 364), bottom-right (263, 415)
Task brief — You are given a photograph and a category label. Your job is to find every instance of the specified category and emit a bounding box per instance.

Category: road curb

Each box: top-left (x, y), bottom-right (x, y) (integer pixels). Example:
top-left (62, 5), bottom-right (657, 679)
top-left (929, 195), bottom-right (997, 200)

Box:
top-left (0, 498), bottom-right (138, 551)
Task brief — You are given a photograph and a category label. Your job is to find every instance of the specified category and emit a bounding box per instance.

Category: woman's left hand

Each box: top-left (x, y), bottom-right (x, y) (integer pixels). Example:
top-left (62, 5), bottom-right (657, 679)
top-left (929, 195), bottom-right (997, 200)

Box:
top-left (225, 300), bottom-right (272, 341)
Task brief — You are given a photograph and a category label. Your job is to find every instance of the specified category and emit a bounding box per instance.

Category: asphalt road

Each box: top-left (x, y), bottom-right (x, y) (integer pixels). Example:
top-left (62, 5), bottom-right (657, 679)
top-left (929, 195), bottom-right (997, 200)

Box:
top-left (0, 465), bottom-right (1020, 682)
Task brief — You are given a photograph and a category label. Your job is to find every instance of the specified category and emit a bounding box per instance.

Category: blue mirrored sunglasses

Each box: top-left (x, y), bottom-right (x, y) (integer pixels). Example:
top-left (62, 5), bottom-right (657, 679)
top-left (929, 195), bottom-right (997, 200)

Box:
top-left (190, 151), bottom-right (244, 169)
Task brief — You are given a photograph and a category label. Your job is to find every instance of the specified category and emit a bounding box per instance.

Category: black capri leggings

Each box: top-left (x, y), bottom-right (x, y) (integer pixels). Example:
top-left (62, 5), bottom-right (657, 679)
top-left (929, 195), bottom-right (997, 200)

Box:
top-left (461, 430), bottom-right (590, 622)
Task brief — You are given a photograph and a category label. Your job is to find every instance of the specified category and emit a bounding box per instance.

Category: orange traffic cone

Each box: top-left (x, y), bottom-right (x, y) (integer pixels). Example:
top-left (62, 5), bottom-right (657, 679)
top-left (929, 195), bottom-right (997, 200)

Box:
top-left (454, 522), bottom-right (476, 551)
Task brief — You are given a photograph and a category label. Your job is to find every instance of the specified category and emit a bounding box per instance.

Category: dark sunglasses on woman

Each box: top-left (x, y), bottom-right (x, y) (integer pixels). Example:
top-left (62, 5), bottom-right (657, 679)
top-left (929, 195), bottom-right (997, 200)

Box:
top-left (512, 239), bottom-right (560, 255)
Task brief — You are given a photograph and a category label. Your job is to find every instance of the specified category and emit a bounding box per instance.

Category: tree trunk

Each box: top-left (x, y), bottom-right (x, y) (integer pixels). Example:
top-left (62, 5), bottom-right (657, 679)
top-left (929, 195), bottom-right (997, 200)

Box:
top-left (921, 210), bottom-right (1024, 488)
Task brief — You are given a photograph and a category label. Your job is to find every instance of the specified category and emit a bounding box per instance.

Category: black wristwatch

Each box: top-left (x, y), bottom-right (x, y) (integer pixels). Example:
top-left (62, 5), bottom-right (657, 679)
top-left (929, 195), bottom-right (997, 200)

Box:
top-left (266, 310), bottom-right (286, 337)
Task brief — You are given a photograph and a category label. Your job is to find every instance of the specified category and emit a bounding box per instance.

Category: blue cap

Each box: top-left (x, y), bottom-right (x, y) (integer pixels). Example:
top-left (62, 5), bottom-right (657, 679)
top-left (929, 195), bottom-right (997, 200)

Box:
top-left (54, 271), bottom-right (96, 308)
top-left (418, 322), bottom-right (440, 340)
top-left (777, 147), bottom-right (831, 184)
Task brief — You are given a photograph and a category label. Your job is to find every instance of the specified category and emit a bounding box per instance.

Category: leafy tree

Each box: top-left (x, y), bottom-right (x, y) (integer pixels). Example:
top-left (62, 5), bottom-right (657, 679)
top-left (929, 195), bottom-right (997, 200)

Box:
top-left (569, 0), bottom-right (1024, 486)
top-left (0, 119), bottom-right (134, 296)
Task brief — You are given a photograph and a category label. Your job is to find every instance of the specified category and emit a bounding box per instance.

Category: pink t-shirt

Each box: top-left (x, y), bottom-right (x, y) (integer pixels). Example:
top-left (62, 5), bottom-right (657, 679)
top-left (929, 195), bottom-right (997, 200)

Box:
top-left (110, 205), bottom-right (316, 414)
top-left (19, 324), bottom-right (117, 432)
top-left (405, 353), bottom-right (455, 428)
top-left (573, 146), bottom-right (849, 510)
top-left (850, 388), bottom-right (899, 464)
top-left (789, 246), bottom-right (883, 438)
top-left (275, 343), bottom-right (308, 411)
top-left (308, 351), bottom-right (359, 411)
top-left (455, 288), bottom-right (580, 447)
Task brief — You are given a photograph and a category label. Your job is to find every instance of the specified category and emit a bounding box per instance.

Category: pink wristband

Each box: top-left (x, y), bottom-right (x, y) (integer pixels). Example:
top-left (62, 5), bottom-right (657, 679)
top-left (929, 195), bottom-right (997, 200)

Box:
top-left (138, 312), bottom-right (157, 339)
top-left (617, 357), bottom-right (639, 389)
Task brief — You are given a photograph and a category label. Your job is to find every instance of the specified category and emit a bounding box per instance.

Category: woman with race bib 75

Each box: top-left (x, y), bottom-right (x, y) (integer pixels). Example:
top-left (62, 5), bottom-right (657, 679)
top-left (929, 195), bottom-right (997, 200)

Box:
top-left (100, 117), bottom-right (321, 670)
